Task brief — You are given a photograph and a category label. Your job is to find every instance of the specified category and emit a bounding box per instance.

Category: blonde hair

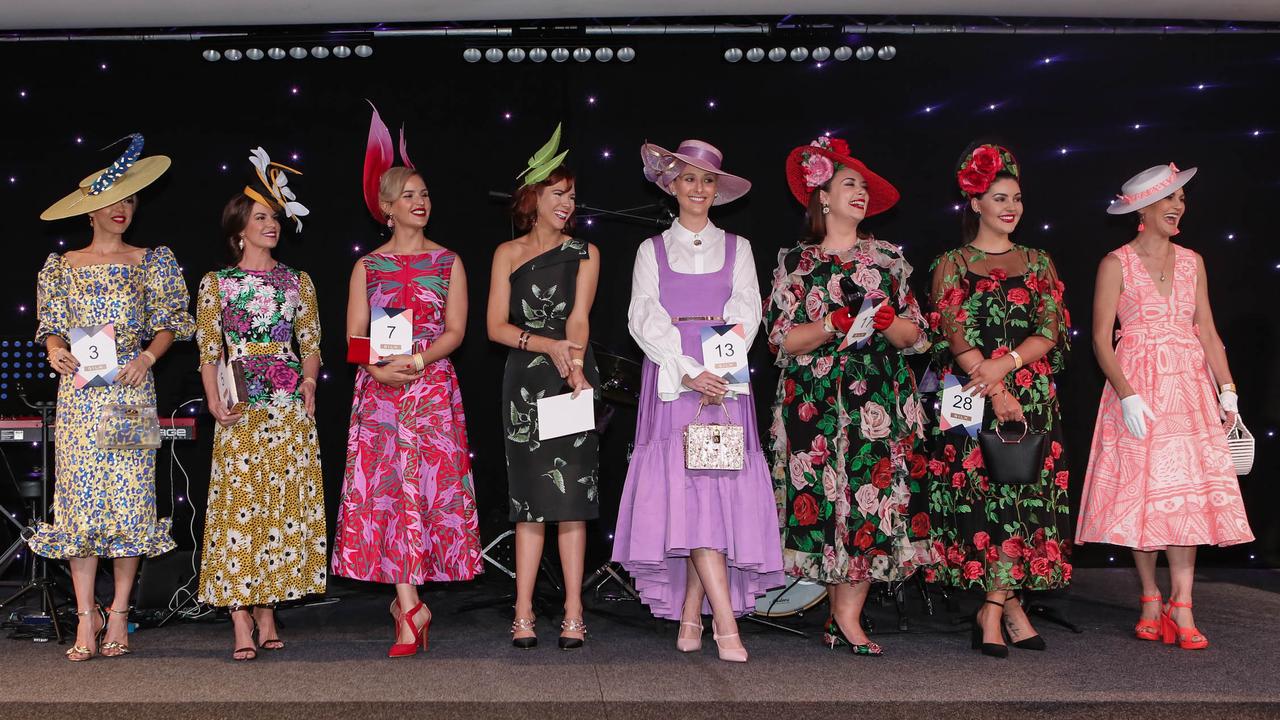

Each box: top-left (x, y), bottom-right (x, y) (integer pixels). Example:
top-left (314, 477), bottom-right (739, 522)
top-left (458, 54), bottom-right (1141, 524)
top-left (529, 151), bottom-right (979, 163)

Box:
top-left (378, 167), bottom-right (423, 217)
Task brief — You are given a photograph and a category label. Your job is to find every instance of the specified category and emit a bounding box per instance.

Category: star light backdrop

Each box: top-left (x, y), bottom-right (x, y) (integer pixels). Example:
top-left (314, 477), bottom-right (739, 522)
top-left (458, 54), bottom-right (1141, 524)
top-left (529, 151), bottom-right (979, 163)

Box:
top-left (2, 32), bottom-right (1276, 568)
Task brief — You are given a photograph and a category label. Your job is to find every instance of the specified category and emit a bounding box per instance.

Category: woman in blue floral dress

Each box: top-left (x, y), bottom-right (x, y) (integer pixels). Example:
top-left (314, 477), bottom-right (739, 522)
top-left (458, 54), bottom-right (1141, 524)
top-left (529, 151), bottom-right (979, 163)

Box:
top-left (195, 159), bottom-right (326, 661)
top-left (32, 135), bottom-right (194, 661)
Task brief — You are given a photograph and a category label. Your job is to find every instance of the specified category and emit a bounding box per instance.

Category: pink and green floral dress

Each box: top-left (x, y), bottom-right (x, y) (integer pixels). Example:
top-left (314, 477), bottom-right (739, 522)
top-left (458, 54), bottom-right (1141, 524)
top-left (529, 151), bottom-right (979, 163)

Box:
top-left (766, 240), bottom-right (936, 585)
top-left (926, 245), bottom-right (1073, 591)
top-left (195, 264), bottom-right (327, 606)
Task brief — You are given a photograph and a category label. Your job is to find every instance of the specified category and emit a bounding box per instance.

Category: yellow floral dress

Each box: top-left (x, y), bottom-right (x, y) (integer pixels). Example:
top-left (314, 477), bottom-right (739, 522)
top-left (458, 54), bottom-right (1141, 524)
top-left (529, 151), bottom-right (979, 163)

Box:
top-left (29, 247), bottom-right (194, 559)
top-left (195, 264), bottom-right (327, 606)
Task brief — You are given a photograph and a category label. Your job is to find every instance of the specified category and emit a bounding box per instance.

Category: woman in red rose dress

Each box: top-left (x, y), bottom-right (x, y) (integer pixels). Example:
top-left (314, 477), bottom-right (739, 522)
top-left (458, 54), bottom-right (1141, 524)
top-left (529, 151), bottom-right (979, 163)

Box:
top-left (927, 144), bottom-right (1073, 658)
top-left (767, 137), bottom-right (935, 656)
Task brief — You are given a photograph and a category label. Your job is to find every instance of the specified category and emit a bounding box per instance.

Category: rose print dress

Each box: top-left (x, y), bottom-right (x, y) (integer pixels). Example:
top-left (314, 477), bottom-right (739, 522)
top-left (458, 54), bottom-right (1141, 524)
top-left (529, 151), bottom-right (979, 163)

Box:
top-left (927, 245), bottom-right (1072, 591)
top-left (28, 248), bottom-right (193, 559)
top-left (332, 251), bottom-right (482, 584)
top-left (766, 240), bottom-right (935, 585)
top-left (195, 264), bottom-right (328, 606)
top-left (503, 239), bottom-right (600, 523)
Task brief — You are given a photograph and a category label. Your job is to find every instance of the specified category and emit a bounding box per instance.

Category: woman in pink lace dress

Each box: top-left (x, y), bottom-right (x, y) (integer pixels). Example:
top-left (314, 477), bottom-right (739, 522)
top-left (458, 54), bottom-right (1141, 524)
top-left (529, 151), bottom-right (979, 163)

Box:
top-left (1077, 163), bottom-right (1252, 650)
top-left (331, 166), bottom-right (482, 657)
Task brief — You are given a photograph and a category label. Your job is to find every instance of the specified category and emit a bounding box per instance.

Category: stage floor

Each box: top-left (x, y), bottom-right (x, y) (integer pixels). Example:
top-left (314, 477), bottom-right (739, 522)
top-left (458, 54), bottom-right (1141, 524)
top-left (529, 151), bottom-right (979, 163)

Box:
top-left (2, 567), bottom-right (1278, 719)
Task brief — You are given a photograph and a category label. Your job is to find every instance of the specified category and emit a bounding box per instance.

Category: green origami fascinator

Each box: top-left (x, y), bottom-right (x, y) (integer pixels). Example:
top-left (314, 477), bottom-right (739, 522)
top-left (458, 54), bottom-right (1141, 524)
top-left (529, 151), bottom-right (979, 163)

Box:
top-left (517, 123), bottom-right (570, 186)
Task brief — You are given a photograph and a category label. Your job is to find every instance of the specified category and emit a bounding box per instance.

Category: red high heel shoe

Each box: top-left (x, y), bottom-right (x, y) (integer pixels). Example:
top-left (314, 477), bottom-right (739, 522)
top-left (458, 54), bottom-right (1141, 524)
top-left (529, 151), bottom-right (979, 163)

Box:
top-left (1134, 594), bottom-right (1161, 641)
top-left (388, 602), bottom-right (430, 658)
top-left (1160, 600), bottom-right (1208, 650)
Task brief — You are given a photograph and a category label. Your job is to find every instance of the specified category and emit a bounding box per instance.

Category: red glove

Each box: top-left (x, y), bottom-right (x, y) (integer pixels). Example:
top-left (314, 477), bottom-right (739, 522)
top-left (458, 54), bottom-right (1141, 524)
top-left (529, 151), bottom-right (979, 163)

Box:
top-left (872, 303), bottom-right (897, 331)
top-left (828, 307), bottom-right (854, 334)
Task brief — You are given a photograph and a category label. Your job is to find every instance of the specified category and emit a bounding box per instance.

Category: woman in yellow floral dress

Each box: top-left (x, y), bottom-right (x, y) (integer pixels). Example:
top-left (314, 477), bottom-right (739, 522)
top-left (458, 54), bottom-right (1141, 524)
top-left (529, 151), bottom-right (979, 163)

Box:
top-left (196, 150), bottom-right (326, 661)
top-left (31, 134), bottom-right (194, 662)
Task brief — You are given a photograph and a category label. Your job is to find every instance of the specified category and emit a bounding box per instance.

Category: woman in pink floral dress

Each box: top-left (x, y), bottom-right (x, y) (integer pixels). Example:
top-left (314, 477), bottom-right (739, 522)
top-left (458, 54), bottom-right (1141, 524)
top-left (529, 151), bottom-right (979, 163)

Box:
top-left (332, 166), bottom-right (482, 657)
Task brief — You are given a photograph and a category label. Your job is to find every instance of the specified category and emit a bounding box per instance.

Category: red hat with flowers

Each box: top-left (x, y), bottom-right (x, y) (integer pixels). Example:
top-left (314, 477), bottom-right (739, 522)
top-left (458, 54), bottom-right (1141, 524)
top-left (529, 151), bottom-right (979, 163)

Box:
top-left (956, 143), bottom-right (1019, 197)
top-left (784, 136), bottom-right (899, 216)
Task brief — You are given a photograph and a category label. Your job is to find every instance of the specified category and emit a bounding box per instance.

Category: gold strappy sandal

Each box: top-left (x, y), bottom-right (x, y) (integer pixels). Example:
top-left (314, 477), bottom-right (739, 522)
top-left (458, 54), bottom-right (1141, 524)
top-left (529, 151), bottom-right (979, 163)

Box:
top-left (65, 606), bottom-right (104, 662)
top-left (99, 605), bottom-right (133, 657)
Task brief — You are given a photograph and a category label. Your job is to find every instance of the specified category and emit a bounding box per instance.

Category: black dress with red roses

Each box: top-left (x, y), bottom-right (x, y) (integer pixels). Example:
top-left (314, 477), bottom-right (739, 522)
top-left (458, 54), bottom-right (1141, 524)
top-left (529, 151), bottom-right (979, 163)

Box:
top-left (925, 245), bottom-right (1073, 591)
top-left (766, 240), bottom-right (936, 585)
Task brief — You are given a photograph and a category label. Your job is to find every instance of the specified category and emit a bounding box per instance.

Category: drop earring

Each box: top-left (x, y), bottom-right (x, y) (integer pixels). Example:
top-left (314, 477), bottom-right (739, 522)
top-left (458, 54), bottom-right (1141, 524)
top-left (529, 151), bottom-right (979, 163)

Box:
top-left (386, 216), bottom-right (394, 229)
top-left (821, 203), bottom-right (830, 215)
top-left (237, 236), bottom-right (245, 250)
top-left (1137, 214), bottom-right (1146, 233)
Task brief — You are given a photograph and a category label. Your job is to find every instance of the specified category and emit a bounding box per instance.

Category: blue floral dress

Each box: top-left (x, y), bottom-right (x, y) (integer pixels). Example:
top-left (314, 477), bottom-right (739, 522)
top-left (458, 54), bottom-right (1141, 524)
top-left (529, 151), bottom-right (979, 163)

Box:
top-left (194, 264), bottom-right (328, 606)
top-left (29, 247), bottom-right (194, 559)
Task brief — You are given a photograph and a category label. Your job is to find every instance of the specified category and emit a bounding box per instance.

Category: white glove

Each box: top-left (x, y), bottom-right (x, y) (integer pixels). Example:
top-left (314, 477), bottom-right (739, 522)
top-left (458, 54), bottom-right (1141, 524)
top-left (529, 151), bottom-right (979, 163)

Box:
top-left (1121, 394), bottom-right (1157, 439)
top-left (1219, 390), bottom-right (1238, 414)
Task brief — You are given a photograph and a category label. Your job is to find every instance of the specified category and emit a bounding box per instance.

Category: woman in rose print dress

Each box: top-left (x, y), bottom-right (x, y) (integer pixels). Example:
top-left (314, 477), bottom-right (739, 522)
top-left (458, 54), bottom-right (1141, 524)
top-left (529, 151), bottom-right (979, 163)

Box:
top-left (927, 143), bottom-right (1072, 658)
top-left (767, 136), bottom-right (934, 657)
top-left (332, 158), bottom-right (482, 658)
top-left (196, 156), bottom-right (326, 661)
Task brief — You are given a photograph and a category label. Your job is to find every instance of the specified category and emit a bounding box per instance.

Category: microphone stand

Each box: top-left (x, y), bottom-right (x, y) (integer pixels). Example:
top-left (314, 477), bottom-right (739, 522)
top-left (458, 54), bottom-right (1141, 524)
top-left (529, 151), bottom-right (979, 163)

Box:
top-left (0, 387), bottom-right (65, 642)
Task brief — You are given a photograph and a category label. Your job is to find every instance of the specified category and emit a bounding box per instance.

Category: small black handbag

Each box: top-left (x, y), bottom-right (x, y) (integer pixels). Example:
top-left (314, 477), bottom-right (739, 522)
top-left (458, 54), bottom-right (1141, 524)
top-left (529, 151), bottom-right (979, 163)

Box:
top-left (977, 421), bottom-right (1047, 485)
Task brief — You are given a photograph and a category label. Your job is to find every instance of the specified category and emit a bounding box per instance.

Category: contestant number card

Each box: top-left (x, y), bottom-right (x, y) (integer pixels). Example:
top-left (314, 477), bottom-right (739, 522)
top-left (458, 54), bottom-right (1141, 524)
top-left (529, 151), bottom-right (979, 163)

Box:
top-left (370, 307), bottom-right (413, 361)
top-left (699, 323), bottom-right (749, 395)
top-left (69, 323), bottom-right (118, 388)
top-left (939, 373), bottom-right (986, 438)
top-left (838, 296), bottom-right (885, 351)
top-left (536, 391), bottom-right (596, 441)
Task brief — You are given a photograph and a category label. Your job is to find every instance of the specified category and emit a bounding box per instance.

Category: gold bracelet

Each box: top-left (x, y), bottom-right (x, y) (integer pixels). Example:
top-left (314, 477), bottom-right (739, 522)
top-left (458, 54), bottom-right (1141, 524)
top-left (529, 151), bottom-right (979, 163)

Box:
top-left (1219, 382), bottom-right (1236, 394)
top-left (140, 350), bottom-right (158, 366)
top-left (571, 358), bottom-right (584, 367)
top-left (822, 314), bottom-right (836, 335)
top-left (1008, 349), bottom-right (1023, 370)
top-left (412, 353), bottom-right (425, 372)
top-left (301, 376), bottom-right (317, 386)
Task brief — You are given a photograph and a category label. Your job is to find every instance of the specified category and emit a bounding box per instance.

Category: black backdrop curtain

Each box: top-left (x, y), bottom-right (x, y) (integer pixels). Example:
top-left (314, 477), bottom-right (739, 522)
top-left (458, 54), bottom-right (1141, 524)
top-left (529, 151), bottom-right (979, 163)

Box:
top-left (3, 31), bottom-right (1276, 569)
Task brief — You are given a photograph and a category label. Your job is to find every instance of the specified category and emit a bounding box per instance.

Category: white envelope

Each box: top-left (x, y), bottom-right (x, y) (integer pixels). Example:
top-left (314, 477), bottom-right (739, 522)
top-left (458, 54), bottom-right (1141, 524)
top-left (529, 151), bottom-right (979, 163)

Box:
top-left (536, 391), bottom-right (595, 441)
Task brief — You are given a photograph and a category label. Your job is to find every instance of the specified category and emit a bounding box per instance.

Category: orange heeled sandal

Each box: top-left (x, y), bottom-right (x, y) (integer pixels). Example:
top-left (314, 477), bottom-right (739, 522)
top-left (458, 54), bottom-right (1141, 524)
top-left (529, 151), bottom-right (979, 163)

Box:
top-left (1134, 594), bottom-right (1162, 641)
top-left (1161, 600), bottom-right (1208, 650)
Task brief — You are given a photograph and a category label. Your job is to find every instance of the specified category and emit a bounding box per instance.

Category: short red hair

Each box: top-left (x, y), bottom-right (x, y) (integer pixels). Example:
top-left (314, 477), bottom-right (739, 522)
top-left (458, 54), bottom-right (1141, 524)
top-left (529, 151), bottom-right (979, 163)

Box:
top-left (511, 166), bottom-right (576, 233)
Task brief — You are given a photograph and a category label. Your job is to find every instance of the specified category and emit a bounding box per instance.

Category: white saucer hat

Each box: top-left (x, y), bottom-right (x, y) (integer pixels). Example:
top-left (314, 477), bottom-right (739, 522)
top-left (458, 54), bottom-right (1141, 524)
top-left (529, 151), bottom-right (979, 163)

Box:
top-left (1106, 162), bottom-right (1197, 214)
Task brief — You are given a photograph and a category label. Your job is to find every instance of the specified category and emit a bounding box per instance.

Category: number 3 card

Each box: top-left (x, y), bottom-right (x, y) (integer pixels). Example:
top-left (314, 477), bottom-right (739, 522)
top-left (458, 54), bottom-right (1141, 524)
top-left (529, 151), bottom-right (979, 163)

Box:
top-left (69, 323), bottom-right (118, 388)
top-left (370, 307), bottom-right (413, 362)
top-left (939, 372), bottom-right (986, 438)
top-left (700, 323), bottom-right (749, 395)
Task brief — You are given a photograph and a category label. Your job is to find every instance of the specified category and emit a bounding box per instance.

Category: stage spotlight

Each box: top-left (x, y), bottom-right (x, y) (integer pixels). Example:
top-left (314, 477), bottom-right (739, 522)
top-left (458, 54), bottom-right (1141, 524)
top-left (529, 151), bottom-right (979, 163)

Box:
top-left (354, 45), bottom-right (373, 57)
top-left (333, 45), bottom-right (351, 59)
top-left (267, 47), bottom-right (286, 60)
top-left (812, 46), bottom-right (831, 62)
top-left (724, 48), bottom-right (743, 63)
top-left (311, 46), bottom-right (329, 59)
top-left (463, 48), bottom-right (481, 62)
top-left (529, 47), bottom-right (548, 62)
top-left (289, 46), bottom-right (307, 59)
top-left (768, 47), bottom-right (786, 62)
top-left (202, 49), bottom-right (221, 62)
top-left (246, 48), bottom-right (264, 61)
top-left (573, 47), bottom-right (591, 62)
top-left (856, 45), bottom-right (874, 61)
top-left (224, 48), bottom-right (243, 61)
top-left (552, 47), bottom-right (569, 62)
top-left (877, 45), bottom-right (897, 60)
top-left (508, 48), bottom-right (526, 62)
top-left (485, 48), bottom-right (503, 62)
top-left (617, 47), bottom-right (636, 62)
top-left (790, 47), bottom-right (809, 62)
top-left (595, 47), bottom-right (613, 62)
top-left (834, 46), bottom-right (853, 61)
top-left (746, 47), bottom-right (765, 62)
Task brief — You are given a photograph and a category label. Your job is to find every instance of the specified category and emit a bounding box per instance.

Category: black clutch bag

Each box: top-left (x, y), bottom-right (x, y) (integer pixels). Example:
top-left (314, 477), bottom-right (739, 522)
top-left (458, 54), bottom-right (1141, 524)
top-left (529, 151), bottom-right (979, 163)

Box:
top-left (977, 421), bottom-right (1047, 485)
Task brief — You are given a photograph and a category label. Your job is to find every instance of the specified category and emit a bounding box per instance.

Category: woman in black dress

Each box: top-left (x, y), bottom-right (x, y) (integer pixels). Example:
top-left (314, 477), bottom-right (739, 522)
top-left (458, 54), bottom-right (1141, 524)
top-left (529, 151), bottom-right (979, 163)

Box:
top-left (487, 127), bottom-right (601, 649)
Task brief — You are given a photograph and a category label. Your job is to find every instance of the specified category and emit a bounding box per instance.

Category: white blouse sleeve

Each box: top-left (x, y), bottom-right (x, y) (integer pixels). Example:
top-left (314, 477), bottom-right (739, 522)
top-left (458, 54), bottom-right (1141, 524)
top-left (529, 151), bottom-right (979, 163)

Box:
top-left (722, 235), bottom-right (763, 349)
top-left (627, 238), bottom-right (704, 400)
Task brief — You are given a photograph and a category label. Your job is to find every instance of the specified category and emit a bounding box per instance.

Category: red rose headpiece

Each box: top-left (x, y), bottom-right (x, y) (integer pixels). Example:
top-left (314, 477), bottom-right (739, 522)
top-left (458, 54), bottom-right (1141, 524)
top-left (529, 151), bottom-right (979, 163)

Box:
top-left (956, 144), bottom-right (1019, 198)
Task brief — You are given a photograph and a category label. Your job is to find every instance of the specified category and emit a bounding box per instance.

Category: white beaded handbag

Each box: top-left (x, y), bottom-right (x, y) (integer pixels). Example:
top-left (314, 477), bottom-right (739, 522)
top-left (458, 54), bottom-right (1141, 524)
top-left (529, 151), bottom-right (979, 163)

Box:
top-left (1226, 416), bottom-right (1255, 476)
top-left (684, 399), bottom-right (744, 471)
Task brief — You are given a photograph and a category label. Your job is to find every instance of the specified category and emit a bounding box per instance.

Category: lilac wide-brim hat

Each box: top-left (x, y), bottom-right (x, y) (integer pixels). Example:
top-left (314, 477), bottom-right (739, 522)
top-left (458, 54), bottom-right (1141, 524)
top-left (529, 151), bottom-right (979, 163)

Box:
top-left (640, 139), bottom-right (751, 205)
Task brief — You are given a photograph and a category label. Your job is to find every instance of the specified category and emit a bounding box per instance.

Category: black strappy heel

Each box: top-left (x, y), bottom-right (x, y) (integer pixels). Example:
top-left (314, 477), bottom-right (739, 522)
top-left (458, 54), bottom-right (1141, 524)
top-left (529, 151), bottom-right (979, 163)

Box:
top-left (971, 599), bottom-right (1009, 658)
